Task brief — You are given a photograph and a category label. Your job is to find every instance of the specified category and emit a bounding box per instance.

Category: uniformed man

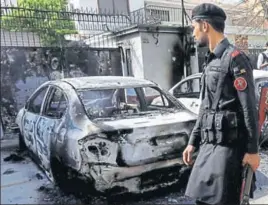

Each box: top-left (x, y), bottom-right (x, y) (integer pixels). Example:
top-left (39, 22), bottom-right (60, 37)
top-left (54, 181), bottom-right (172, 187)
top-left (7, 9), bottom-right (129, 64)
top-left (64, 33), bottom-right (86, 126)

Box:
top-left (182, 3), bottom-right (261, 205)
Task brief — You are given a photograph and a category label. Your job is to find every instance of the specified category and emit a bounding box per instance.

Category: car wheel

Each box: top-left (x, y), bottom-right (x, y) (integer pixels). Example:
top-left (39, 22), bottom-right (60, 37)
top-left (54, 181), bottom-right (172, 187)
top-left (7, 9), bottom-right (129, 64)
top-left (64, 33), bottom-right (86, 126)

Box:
top-left (50, 157), bottom-right (75, 194)
top-left (50, 158), bottom-right (95, 196)
top-left (18, 132), bottom-right (27, 151)
top-left (261, 139), bottom-right (268, 150)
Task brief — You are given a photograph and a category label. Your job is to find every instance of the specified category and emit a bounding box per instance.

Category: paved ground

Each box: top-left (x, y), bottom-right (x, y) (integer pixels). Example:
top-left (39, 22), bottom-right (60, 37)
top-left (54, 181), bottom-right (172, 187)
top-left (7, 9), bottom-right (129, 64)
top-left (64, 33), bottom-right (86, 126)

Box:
top-left (1, 146), bottom-right (268, 205)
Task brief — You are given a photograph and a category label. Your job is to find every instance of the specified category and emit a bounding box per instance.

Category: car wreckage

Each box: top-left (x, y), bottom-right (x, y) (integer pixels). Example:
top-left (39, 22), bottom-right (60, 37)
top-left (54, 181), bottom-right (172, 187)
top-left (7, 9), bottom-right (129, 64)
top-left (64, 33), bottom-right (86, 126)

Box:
top-left (168, 70), bottom-right (268, 115)
top-left (168, 69), bottom-right (268, 147)
top-left (15, 76), bottom-right (197, 195)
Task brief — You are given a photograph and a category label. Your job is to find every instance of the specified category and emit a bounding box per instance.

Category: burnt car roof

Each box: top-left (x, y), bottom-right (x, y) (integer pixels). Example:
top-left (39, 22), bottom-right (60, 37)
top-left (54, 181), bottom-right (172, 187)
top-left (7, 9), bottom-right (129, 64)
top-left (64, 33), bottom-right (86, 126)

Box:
top-left (59, 76), bottom-right (156, 90)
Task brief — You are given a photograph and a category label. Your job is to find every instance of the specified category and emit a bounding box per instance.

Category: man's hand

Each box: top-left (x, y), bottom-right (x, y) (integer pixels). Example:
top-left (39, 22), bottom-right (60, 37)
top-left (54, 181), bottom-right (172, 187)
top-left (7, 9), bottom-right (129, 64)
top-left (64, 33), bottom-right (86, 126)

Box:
top-left (260, 62), bottom-right (268, 69)
top-left (183, 145), bottom-right (195, 165)
top-left (242, 153), bottom-right (261, 172)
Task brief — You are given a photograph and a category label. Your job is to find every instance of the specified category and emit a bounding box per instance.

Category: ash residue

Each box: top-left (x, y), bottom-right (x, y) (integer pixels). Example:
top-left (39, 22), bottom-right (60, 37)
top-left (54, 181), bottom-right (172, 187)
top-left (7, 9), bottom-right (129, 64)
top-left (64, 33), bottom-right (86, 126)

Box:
top-left (36, 179), bottom-right (193, 205)
top-left (38, 184), bottom-right (85, 205)
top-left (3, 168), bottom-right (16, 175)
top-left (36, 173), bottom-right (44, 180)
top-left (3, 153), bottom-right (25, 162)
top-left (3, 149), bottom-right (28, 162)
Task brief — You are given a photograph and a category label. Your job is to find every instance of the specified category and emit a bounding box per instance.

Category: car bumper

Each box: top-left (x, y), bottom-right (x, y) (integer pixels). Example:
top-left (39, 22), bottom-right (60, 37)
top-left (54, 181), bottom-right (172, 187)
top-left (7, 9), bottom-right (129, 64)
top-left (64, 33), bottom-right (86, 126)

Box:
top-left (88, 157), bottom-right (192, 194)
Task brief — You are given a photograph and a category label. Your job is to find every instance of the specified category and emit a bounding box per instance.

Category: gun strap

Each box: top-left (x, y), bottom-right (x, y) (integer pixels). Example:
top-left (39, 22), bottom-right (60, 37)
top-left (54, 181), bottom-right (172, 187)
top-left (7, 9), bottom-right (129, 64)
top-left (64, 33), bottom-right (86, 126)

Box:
top-left (211, 46), bottom-right (233, 111)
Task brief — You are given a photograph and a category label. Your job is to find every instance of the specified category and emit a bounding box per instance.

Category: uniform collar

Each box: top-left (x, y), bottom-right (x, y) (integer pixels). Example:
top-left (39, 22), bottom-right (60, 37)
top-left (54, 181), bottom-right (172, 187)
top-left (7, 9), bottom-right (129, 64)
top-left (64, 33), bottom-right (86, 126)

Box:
top-left (213, 38), bottom-right (230, 58)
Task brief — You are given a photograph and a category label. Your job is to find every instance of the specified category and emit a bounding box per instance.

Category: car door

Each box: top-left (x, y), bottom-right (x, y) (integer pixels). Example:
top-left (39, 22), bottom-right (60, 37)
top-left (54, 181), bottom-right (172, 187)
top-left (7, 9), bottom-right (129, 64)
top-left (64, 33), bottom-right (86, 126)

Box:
top-left (22, 86), bottom-right (50, 154)
top-left (255, 78), bottom-right (268, 107)
top-left (171, 76), bottom-right (201, 114)
top-left (35, 86), bottom-right (68, 170)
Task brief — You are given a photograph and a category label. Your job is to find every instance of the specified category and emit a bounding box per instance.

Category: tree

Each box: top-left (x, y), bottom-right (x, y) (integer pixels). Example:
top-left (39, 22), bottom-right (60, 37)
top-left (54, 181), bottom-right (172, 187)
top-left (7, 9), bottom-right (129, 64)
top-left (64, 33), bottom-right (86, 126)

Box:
top-left (1, 0), bottom-right (78, 46)
top-left (229, 0), bottom-right (268, 32)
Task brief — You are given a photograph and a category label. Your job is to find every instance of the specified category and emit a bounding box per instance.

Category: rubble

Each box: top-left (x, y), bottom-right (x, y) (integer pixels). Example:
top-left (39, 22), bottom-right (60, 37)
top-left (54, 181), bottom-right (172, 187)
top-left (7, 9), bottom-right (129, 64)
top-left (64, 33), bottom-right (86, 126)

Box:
top-left (1, 147), bottom-right (268, 205)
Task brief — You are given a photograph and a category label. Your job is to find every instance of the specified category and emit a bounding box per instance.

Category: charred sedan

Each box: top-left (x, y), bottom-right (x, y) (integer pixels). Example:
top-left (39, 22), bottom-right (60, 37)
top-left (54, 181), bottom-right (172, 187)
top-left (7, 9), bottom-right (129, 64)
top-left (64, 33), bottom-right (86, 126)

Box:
top-left (15, 76), bottom-right (196, 195)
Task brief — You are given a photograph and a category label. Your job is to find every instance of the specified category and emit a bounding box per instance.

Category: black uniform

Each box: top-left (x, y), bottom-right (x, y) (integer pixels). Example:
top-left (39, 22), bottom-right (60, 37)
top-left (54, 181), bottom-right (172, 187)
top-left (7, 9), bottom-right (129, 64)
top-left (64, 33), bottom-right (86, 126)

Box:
top-left (185, 4), bottom-right (259, 205)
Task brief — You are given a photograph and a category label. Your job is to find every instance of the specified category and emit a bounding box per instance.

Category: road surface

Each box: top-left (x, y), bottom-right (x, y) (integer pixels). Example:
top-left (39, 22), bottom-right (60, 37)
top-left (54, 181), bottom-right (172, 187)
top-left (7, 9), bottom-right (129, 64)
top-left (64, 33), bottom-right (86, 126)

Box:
top-left (1, 147), bottom-right (268, 205)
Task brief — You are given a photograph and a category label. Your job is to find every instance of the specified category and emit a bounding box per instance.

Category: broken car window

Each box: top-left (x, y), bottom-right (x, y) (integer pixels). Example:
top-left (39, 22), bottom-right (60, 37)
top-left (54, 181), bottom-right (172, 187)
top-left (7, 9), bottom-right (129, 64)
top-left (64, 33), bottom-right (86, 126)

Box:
top-left (126, 88), bottom-right (140, 106)
top-left (77, 86), bottom-right (176, 119)
top-left (173, 77), bottom-right (201, 98)
top-left (44, 88), bottom-right (67, 119)
top-left (28, 86), bottom-right (48, 114)
top-left (144, 87), bottom-right (169, 107)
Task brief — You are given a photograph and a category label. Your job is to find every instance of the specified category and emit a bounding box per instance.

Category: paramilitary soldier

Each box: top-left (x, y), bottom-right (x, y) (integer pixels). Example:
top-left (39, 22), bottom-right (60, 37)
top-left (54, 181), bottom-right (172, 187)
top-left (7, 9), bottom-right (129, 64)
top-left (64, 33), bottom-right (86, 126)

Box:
top-left (182, 3), bottom-right (261, 205)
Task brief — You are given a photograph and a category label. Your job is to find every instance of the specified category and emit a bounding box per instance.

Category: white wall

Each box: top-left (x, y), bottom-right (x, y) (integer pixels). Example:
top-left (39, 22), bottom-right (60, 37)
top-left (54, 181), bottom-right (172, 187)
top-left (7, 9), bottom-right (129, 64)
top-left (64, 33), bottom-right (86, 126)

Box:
top-left (128, 0), bottom-right (145, 11)
top-left (69, 0), bottom-right (98, 9)
top-left (191, 48), bottom-right (199, 74)
top-left (118, 33), bottom-right (145, 78)
top-left (0, 119), bottom-right (4, 139)
top-left (140, 30), bottom-right (180, 90)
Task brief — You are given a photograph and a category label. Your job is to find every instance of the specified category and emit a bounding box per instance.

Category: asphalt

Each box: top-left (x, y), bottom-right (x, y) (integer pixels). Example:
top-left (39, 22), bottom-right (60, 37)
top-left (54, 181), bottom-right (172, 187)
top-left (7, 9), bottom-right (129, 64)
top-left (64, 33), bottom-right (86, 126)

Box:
top-left (1, 140), bottom-right (268, 204)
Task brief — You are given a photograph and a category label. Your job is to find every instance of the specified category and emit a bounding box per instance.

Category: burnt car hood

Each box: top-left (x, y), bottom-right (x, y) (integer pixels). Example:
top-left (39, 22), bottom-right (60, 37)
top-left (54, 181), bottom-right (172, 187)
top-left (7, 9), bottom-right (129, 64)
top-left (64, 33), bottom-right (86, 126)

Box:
top-left (87, 110), bottom-right (197, 166)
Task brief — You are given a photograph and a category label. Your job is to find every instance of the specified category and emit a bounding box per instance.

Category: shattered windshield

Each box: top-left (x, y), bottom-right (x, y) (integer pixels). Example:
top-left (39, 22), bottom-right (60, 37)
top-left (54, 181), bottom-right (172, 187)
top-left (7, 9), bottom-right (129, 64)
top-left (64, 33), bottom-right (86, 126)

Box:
top-left (77, 86), bottom-right (179, 119)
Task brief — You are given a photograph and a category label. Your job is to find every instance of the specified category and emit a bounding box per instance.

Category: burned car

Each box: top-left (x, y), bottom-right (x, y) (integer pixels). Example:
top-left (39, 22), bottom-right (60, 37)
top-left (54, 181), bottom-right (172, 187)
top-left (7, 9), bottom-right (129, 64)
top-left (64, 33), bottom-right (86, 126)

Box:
top-left (259, 82), bottom-right (268, 148)
top-left (168, 70), bottom-right (268, 114)
top-left (15, 76), bottom-right (197, 195)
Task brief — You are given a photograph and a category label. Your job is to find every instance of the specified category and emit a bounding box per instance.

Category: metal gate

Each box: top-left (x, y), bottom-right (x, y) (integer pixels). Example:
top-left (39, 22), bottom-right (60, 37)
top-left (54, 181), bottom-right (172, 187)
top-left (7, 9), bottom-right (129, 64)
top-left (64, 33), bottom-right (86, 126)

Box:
top-left (197, 47), bottom-right (266, 72)
top-left (0, 1), bottom-right (127, 133)
top-left (0, 1), bottom-right (184, 133)
top-left (0, 46), bottom-right (122, 133)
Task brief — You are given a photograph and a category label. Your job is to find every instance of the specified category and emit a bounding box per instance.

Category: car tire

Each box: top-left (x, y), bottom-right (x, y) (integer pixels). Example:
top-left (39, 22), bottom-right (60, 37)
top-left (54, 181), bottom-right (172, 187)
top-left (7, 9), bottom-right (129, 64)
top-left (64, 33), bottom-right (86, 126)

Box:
top-left (50, 157), bottom-right (95, 197)
top-left (261, 139), bottom-right (268, 150)
top-left (50, 157), bottom-right (75, 194)
top-left (18, 132), bottom-right (27, 151)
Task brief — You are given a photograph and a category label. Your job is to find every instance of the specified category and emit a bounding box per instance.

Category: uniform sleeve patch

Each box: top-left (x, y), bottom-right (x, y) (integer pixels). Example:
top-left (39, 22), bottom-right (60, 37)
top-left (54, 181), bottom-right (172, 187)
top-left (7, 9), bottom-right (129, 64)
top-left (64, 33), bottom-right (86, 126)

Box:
top-left (231, 50), bottom-right (240, 57)
top-left (234, 68), bottom-right (247, 76)
top-left (234, 77), bottom-right (247, 91)
top-left (240, 68), bottom-right (246, 74)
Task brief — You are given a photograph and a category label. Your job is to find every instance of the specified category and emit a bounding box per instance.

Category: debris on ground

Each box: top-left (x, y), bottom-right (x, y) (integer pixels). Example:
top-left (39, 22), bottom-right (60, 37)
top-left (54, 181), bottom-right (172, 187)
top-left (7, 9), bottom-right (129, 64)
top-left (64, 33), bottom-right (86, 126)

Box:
top-left (3, 168), bottom-right (16, 175)
top-left (36, 173), bottom-right (44, 180)
top-left (37, 185), bottom-right (53, 193)
top-left (3, 153), bottom-right (25, 162)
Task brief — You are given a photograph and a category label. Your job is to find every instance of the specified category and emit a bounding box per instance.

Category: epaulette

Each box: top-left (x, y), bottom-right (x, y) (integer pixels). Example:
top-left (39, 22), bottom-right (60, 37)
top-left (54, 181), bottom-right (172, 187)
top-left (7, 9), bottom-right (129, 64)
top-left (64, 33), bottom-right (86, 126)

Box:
top-left (231, 50), bottom-right (240, 58)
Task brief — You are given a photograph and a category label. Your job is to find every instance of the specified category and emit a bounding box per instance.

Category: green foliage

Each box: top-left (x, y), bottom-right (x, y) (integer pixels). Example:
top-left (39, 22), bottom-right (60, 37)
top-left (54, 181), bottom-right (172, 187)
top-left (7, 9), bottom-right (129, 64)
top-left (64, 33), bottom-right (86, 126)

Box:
top-left (1, 0), bottom-right (78, 46)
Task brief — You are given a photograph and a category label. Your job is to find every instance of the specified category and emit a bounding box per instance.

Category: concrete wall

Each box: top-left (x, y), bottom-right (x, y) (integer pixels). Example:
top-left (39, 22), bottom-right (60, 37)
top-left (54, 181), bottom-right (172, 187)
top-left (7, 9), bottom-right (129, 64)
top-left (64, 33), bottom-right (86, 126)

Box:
top-left (140, 30), bottom-right (180, 90)
top-left (69, 0), bottom-right (98, 9)
top-left (1, 30), bottom-right (42, 47)
top-left (129, 0), bottom-right (145, 11)
top-left (190, 48), bottom-right (199, 74)
top-left (0, 120), bottom-right (3, 139)
top-left (115, 26), bottom-right (196, 90)
top-left (117, 33), bottom-right (145, 78)
top-left (86, 25), bottom-right (197, 90)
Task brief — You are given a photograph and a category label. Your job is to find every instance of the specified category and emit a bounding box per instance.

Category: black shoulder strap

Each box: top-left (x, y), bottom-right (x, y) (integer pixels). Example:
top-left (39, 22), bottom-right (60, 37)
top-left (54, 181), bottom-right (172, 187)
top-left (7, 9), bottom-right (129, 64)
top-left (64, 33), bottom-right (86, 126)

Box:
top-left (211, 46), bottom-right (234, 111)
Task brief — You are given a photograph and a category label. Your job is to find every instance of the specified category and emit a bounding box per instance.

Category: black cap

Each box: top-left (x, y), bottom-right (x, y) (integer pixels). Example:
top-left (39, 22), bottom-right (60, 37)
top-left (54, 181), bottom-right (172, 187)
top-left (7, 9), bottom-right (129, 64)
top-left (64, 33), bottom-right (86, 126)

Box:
top-left (191, 3), bottom-right (226, 21)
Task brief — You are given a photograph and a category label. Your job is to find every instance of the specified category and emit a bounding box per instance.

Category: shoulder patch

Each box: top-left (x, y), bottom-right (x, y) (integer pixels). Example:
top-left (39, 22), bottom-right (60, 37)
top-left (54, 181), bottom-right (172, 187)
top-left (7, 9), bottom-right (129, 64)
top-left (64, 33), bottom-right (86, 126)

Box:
top-left (231, 50), bottom-right (240, 58)
top-left (234, 67), bottom-right (247, 76)
top-left (234, 77), bottom-right (247, 91)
